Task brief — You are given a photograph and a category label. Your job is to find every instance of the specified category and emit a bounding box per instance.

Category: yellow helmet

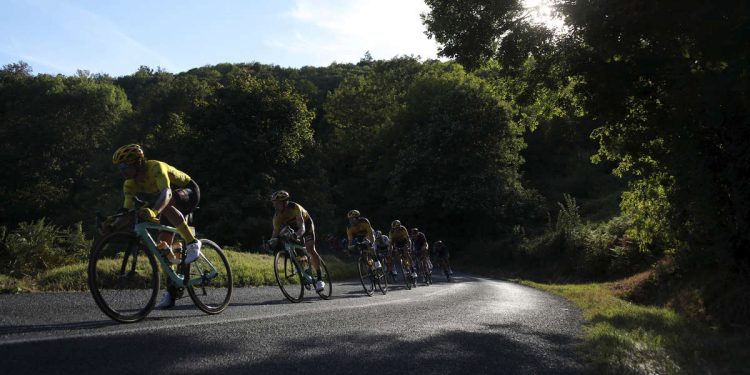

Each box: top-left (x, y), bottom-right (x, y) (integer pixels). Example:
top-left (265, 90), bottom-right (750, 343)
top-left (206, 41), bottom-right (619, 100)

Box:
top-left (271, 190), bottom-right (290, 201)
top-left (112, 144), bottom-right (144, 164)
top-left (347, 209), bottom-right (360, 218)
top-left (391, 220), bottom-right (401, 228)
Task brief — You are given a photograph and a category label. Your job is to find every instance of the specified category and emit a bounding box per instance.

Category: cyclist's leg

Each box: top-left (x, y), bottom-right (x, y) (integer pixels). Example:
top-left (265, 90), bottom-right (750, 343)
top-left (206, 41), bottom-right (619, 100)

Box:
top-left (302, 220), bottom-right (322, 278)
top-left (162, 181), bottom-right (200, 244)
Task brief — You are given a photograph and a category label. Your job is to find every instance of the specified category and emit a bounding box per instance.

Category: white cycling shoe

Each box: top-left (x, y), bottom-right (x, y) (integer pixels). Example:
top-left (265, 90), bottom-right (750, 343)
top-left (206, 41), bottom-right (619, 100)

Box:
top-left (184, 240), bottom-right (202, 264)
top-left (315, 279), bottom-right (326, 292)
top-left (155, 291), bottom-right (174, 309)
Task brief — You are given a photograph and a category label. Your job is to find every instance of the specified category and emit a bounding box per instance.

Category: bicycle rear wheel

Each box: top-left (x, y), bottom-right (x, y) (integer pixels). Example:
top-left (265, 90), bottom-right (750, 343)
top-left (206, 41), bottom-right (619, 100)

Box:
top-left (421, 259), bottom-right (432, 285)
top-left (376, 263), bottom-right (388, 295)
top-left (358, 257), bottom-right (375, 296)
top-left (274, 251), bottom-right (304, 303)
top-left (88, 232), bottom-right (159, 323)
top-left (187, 239), bottom-right (233, 314)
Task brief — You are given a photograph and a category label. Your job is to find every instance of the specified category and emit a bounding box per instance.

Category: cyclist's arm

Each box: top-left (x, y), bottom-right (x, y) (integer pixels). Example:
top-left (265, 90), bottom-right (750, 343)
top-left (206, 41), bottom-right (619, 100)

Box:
top-left (294, 212), bottom-right (306, 238)
top-left (151, 187), bottom-right (173, 215)
top-left (271, 216), bottom-right (281, 238)
top-left (151, 163), bottom-right (173, 215)
top-left (346, 227), bottom-right (354, 247)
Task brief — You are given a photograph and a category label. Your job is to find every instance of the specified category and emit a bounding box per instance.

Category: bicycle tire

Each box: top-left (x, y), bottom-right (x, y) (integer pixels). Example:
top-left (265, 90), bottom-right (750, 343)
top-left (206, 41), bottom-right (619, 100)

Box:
top-left (274, 250), bottom-right (304, 303)
top-left (358, 256), bottom-right (375, 296)
top-left (421, 259), bottom-right (433, 285)
top-left (376, 263), bottom-right (388, 295)
top-left (187, 239), bottom-right (233, 314)
top-left (401, 260), bottom-right (412, 290)
top-left (88, 232), bottom-right (159, 323)
top-left (316, 259), bottom-right (333, 300)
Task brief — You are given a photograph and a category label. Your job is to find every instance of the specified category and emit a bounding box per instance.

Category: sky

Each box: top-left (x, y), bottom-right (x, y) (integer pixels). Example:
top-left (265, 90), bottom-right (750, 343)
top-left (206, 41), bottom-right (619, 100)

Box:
top-left (0, 0), bottom-right (561, 77)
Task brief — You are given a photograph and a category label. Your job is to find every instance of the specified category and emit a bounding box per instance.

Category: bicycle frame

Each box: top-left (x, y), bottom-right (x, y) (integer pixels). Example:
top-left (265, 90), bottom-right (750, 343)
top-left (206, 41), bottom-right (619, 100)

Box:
top-left (278, 238), bottom-right (316, 285)
top-left (132, 221), bottom-right (219, 287)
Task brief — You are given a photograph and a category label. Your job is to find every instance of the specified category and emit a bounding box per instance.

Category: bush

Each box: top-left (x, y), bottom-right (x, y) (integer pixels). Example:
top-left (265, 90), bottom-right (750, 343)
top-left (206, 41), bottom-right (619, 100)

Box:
top-left (0, 219), bottom-right (90, 278)
top-left (512, 194), bottom-right (654, 280)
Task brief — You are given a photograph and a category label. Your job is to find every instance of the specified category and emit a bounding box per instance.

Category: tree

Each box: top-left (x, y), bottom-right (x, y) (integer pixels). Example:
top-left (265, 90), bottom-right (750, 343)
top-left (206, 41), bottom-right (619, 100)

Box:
top-left (386, 63), bottom-right (539, 238)
top-left (0, 66), bottom-right (132, 227)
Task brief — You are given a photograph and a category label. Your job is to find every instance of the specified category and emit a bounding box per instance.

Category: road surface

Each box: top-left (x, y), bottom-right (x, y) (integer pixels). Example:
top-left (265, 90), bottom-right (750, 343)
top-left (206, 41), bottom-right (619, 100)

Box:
top-left (0, 274), bottom-right (586, 374)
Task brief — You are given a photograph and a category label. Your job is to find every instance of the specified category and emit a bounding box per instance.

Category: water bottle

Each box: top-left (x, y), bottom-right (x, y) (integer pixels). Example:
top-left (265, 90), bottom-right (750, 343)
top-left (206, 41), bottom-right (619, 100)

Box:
top-left (170, 241), bottom-right (183, 264)
top-left (157, 240), bottom-right (171, 260)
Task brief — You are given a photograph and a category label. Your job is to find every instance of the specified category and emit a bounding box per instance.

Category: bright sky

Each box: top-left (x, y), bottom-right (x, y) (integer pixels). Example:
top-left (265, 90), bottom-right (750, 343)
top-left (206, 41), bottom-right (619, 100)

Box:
top-left (0, 0), bottom-right (561, 77)
top-left (0, 0), bottom-right (442, 76)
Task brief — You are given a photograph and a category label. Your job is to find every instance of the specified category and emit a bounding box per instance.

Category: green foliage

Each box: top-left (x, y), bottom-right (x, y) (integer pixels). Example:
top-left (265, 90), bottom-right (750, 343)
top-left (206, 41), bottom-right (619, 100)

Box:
top-left (0, 219), bottom-right (90, 278)
top-left (524, 281), bottom-right (750, 375)
top-left (386, 63), bottom-right (533, 238)
top-left (423, 0), bottom-right (750, 325)
top-left (0, 66), bottom-right (132, 227)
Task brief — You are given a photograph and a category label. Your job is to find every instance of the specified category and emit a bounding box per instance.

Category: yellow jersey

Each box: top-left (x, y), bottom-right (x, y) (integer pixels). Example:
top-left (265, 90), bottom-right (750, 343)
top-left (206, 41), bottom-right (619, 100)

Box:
top-left (123, 160), bottom-right (191, 209)
top-left (347, 217), bottom-right (373, 241)
top-left (273, 202), bottom-right (311, 232)
top-left (389, 225), bottom-right (409, 243)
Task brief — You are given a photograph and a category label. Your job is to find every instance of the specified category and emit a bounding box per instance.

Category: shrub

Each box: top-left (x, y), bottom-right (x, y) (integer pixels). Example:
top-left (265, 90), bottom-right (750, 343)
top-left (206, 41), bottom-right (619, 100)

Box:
top-left (0, 219), bottom-right (90, 278)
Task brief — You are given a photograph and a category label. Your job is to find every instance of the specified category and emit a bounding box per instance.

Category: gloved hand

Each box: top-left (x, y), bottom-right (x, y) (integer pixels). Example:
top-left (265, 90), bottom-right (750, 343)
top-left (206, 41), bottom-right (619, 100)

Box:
top-left (98, 219), bottom-right (114, 235)
top-left (263, 239), bottom-right (277, 254)
top-left (138, 207), bottom-right (159, 223)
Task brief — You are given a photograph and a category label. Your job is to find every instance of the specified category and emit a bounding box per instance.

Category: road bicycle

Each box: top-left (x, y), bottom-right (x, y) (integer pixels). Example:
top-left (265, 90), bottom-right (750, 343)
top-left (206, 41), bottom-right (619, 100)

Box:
top-left (351, 239), bottom-right (387, 296)
top-left (417, 252), bottom-right (433, 285)
top-left (89, 205), bottom-right (232, 323)
top-left (270, 227), bottom-right (332, 303)
top-left (393, 242), bottom-right (416, 289)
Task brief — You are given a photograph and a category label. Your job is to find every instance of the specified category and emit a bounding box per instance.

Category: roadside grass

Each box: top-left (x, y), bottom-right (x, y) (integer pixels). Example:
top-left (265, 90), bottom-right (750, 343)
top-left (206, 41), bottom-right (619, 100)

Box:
top-left (5, 249), bottom-right (359, 293)
top-left (0, 274), bottom-right (31, 293)
top-left (521, 281), bottom-right (750, 375)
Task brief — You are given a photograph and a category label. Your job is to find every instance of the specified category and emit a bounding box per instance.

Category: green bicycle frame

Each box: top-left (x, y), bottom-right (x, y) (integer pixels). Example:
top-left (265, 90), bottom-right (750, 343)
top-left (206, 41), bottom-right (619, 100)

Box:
top-left (281, 240), bottom-right (315, 285)
top-left (133, 221), bottom-right (219, 286)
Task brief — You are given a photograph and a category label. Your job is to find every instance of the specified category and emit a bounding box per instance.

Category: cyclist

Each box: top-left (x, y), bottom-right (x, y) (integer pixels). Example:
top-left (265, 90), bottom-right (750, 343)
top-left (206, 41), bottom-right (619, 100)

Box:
top-left (433, 240), bottom-right (453, 276)
top-left (389, 220), bottom-right (417, 280)
top-left (109, 144), bottom-right (202, 309)
top-left (270, 190), bottom-right (325, 292)
top-left (373, 230), bottom-right (390, 270)
top-left (346, 209), bottom-right (374, 249)
top-left (410, 228), bottom-right (431, 281)
top-left (346, 210), bottom-right (375, 260)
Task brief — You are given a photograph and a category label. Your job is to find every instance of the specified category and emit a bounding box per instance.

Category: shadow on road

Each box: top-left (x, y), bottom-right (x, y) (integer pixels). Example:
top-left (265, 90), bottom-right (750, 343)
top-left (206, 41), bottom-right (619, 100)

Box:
top-left (0, 318), bottom-right (585, 374)
top-left (0, 320), bottom-right (116, 335)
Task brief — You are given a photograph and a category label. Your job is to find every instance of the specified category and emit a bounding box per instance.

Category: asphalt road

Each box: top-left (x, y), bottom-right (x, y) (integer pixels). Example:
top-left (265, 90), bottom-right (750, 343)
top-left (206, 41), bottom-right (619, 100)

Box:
top-left (0, 274), bottom-right (586, 374)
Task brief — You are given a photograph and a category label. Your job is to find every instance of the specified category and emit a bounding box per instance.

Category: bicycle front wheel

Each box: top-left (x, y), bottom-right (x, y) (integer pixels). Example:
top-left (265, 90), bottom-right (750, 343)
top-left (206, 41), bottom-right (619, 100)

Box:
top-left (88, 232), bottom-right (159, 323)
top-left (316, 259), bottom-right (333, 300)
top-left (187, 239), bottom-right (233, 314)
top-left (401, 260), bottom-right (412, 290)
top-left (358, 257), bottom-right (375, 296)
top-left (274, 251), bottom-right (304, 303)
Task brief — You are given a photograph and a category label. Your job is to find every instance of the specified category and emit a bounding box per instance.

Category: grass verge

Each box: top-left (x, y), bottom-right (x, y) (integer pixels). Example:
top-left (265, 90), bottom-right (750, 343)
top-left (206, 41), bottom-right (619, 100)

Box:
top-left (4, 249), bottom-right (359, 293)
top-left (520, 280), bottom-right (750, 374)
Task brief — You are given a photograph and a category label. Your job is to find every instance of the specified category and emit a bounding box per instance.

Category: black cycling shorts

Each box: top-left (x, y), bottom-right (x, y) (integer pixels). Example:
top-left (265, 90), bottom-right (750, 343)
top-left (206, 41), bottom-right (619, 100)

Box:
top-left (160, 180), bottom-right (200, 225)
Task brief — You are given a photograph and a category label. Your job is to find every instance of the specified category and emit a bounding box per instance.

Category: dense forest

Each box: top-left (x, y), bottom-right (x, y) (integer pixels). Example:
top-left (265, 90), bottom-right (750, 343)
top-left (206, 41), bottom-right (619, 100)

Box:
top-left (1, 0), bottom-right (748, 326)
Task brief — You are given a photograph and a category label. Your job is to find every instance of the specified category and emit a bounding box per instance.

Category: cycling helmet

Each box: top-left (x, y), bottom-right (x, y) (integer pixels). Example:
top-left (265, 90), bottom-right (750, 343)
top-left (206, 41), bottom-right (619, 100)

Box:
top-left (347, 209), bottom-right (361, 218)
top-left (271, 190), bottom-right (290, 201)
top-left (410, 228), bottom-right (419, 234)
top-left (375, 230), bottom-right (382, 237)
top-left (112, 144), bottom-right (144, 164)
top-left (391, 220), bottom-right (401, 228)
